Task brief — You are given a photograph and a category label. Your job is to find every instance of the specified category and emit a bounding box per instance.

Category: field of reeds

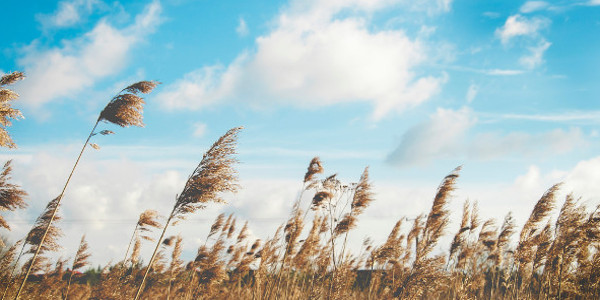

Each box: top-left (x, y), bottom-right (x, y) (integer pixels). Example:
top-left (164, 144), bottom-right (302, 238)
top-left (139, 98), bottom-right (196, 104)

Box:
top-left (2, 72), bottom-right (600, 299)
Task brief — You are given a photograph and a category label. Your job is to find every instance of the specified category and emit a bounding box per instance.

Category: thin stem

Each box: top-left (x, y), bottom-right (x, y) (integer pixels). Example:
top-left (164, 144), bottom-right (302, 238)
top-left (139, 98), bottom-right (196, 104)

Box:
top-left (134, 205), bottom-right (175, 300)
top-left (65, 270), bottom-right (74, 300)
top-left (14, 120), bottom-right (100, 300)
top-left (1, 239), bottom-right (26, 300)
top-left (123, 224), bottom-right (139, 269)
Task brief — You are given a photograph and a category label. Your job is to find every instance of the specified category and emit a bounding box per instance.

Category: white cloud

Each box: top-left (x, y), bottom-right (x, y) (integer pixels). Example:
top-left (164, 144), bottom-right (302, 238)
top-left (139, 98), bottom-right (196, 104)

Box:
top-left (387, 108), bottom-right (588, 167)
top-left (37, 0), bottom-right (101, 29)
top-left (192, 122), bottom-right (207, 138)
top-left (520, 1), bottom-right (549, 13)
top-left (520, 39), bottom-right (551, 69)
top-left (469, 127), bottom-right (586, 160)
top-left (485, 69), bottom-right (525, 76)
top-left (499, 111), bottom-right (600, 122)
top-left (466, 84), bottom-right (478, 103)
top-left (387, 107), bottom-right (475, 166)
top-left (14, 0), bottom-right (162, 108)
top-left (236, 18), bottom-right (249, 36)
top-left (157, 0), bottom-right (446, 120)
top-left (589, 0), bottom-right (600, 6)
top-left (495, 14), bottom-right (549, 44)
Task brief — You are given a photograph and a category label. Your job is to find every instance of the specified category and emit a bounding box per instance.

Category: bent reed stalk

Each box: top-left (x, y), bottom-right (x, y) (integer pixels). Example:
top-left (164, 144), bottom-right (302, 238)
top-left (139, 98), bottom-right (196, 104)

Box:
top-left (134, 126), bottom-right (242, 300)
top-left (13, 81), bottom-right (158, 300)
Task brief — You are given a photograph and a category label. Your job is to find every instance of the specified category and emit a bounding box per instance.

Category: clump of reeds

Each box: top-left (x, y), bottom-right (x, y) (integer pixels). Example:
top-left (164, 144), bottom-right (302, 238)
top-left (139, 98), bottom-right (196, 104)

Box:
top-left (0, 71), bottom-right (25, 149)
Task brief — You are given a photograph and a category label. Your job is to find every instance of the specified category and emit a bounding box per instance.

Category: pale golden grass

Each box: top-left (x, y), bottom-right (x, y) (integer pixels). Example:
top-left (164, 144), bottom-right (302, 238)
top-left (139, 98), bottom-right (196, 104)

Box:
top-left (3, 140), bottom-right (600, 299)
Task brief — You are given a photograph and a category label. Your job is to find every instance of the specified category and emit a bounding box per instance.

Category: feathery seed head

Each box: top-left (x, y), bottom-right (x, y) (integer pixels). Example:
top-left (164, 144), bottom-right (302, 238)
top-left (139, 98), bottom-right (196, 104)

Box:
top-left (304, 157), bottom-right (324, 183)
top-left (173, 127), bottom-right (242, 220)
top-left (98, 81), bottom-right (159, 127)
top-left (0, 71), bottom-right (25, 86)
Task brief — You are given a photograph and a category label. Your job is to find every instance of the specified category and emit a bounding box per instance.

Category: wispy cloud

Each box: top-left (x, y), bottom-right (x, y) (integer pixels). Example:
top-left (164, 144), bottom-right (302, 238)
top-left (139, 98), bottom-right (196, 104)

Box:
top-left (485, 69), bottom-right (525, 76)
top-left (36, 0), bottom-right (102, 29)
top-left (498, 111), bottom-right (600, 122)
top-left (495, 14), bottom-right (549, 44)
top-left (465, 84), bottom-right (478, 103)
top-left (387, 107), bottom-right (475, 166)
top-left (520, 1), bottom-right (550, 13)
top-left (520, 39), bottom-right (551, 69)
top-left (192, 122), bottom-right (207, 137)
top-left (236, 17), bottom-right (249, 37)
top-left (14, 0), bottom-right (162, 108)
top-left (387, 108), bottom-right (588, 167)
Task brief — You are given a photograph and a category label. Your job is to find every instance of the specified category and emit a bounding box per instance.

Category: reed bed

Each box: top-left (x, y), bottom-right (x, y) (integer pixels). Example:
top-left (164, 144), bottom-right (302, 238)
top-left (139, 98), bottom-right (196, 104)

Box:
top-left (1, 153), bottom-right (600, 299)
top-left (1, 73), bottom-right (599, 299)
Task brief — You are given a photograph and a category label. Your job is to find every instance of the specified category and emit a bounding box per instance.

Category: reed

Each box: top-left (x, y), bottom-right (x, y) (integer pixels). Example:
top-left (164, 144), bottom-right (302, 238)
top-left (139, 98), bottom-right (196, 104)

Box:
top-left (134, 126), bottom-right (242, 300)
top-left (0, 71), bottom-right (25, 149)
top-left (13, 81), bottom-right (158, 299)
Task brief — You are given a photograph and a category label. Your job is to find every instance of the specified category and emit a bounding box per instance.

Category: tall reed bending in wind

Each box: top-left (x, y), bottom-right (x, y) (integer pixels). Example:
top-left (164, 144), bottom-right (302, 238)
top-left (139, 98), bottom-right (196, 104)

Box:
top-left (0, 71), bottom-right (25, 149)
top-left (0, 160), bottom-right (28, 246)
top-left (14, 81), bottom-right (159, 300)
top-left (134, 126), bottom-right (243, 300)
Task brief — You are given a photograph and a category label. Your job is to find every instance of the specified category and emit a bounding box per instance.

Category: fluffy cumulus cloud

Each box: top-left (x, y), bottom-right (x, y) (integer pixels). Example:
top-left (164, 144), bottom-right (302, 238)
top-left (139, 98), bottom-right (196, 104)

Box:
top-left (14, 0), bottom-right (162, 108)
top-left (157, 0), bottom-right (448, 120)
top-left (387, 108), bottom-right (588, 167)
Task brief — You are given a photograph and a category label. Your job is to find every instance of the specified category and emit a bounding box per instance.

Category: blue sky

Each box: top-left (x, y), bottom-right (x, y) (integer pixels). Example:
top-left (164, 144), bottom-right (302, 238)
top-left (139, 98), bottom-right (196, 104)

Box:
top-left (1, 0), bottom-right (600, 264)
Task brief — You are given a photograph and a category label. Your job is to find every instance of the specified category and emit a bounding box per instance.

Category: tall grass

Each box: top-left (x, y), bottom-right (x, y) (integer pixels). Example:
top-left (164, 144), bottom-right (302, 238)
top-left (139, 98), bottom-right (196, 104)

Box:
top-left (12, 81), bottom-right (158, 299)
top-left (1, 77), bottom-right (600, 298)
top-left (1, 154), bottom-right (600, 299)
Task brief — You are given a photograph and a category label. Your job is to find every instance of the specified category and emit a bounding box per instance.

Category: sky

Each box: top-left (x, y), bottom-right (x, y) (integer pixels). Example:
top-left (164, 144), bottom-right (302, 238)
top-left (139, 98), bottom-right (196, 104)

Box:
top-left (1, 0), bottom-right (600, 266)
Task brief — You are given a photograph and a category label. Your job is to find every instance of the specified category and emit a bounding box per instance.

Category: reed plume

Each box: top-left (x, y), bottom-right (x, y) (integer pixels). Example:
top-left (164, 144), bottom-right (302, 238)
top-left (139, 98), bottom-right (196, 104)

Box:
top-left (65, 235), bottom-right (91, 300)
top-left (134, 126), bottom-right (242, 300)
top-left (419, 166), bottom-right (461, 260)
top-left (0, 71), bottom-right (25, 149)
top-left (514, 183), bottom-right (561, 294)
top-left (122, 210), bottom-right (162, 269)
top-left (304, 157), bottom-right (323, 183)
top-left (0, 160), bottom-right (28, 237)
top-left (14, 81), bottom-right (158, 299)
